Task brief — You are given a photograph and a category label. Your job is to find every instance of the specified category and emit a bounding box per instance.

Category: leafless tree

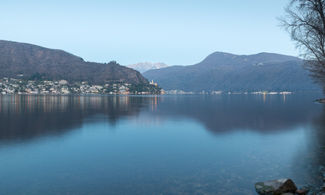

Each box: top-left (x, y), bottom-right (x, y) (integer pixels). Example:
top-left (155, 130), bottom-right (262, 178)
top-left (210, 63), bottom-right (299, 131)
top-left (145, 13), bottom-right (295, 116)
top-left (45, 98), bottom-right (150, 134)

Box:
top-left (281, 0), bottom-right (325, 85)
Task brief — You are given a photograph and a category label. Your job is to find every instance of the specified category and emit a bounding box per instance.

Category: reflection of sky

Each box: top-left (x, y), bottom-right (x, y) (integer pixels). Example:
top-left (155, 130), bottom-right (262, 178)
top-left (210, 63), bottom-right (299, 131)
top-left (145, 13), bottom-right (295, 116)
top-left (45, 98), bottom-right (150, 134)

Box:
top-left (0, 116), bottom-right (319, 194)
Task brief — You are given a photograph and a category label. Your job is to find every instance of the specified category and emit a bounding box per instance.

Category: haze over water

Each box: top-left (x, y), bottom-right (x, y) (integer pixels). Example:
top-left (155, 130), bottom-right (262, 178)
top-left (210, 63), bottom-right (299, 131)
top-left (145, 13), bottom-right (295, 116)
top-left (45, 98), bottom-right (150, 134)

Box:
top-left (0, 94), bottom-right (324, 194)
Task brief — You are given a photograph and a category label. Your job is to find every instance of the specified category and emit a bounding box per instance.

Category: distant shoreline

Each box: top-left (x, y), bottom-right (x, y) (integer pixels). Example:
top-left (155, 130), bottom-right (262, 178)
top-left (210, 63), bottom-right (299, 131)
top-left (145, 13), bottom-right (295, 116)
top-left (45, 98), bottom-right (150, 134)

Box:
top-left (0, 78), bottom-right (162, 95)
top-left (0, 91), bottom-right (321, 97)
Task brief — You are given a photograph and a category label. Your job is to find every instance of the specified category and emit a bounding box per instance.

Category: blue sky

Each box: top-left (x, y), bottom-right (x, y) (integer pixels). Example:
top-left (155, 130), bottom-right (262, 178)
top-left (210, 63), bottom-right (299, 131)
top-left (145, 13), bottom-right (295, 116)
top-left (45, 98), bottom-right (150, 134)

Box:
top-left (0, 0), bottom-right (296, 65)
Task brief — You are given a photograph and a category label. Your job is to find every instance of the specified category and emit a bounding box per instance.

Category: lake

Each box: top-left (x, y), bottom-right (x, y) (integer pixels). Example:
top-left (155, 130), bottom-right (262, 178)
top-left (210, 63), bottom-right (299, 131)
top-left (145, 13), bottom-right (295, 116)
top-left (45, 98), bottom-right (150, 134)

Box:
top-left (0, 94), bottom-right (324, 195)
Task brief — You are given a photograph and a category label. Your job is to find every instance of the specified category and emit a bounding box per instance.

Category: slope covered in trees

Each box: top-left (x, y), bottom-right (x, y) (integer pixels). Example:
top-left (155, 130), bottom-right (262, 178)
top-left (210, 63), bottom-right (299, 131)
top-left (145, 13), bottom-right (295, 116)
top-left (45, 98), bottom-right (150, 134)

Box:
top-left (144, 52), bottom-right (320, 92)
top-left (0, 40), bottom-right (148, 85)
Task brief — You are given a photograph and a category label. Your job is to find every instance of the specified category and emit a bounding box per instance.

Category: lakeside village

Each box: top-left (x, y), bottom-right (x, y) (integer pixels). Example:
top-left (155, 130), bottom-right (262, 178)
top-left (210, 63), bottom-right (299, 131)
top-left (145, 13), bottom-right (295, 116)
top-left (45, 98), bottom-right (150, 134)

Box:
top-left (0, 77), bottom-right (293, 96)
top-left (0, 77), bottom-right (162, 95)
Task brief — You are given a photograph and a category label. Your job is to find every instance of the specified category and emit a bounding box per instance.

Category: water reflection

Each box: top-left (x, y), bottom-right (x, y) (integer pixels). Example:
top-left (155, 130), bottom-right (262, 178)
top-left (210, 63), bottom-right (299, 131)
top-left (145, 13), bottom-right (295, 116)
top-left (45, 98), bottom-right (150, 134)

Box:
top-left (0, 95), bottom-right (149, 141)
top-left (153, 94), bottom-right (321, 133)
top-left (0, 94), bottom-right (324, 194)
top-left (0, 94), bottom-right (322, 142)
top-left (293, 106), bottom-right (325, 189)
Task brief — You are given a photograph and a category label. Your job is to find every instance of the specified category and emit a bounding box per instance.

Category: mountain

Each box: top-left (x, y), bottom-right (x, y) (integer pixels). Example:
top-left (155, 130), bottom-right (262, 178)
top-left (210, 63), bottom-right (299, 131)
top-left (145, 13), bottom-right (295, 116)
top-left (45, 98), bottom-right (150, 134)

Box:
top-left (127, 62), bottom-right (168, 73)
top-left (143, 52), bottom-right (321, 92)
top-left (0, 40), bottom-right (148, 84)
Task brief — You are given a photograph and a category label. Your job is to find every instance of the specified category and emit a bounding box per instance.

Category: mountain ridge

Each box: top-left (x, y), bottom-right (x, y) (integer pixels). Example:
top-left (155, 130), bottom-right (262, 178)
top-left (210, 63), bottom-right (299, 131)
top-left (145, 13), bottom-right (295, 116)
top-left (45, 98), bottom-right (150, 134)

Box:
top-left (143, 52), bottom-right (320, 92)
top-left (127, 62), bottom-right (168, 73)
top-left (0, 40), bottom-right (148, 85)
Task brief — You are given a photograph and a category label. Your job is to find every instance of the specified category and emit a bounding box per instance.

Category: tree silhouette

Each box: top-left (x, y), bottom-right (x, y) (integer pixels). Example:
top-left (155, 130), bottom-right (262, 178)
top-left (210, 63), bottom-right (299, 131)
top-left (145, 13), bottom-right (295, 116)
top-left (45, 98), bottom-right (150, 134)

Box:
top-left (281, 0), bottom-right (325, 86)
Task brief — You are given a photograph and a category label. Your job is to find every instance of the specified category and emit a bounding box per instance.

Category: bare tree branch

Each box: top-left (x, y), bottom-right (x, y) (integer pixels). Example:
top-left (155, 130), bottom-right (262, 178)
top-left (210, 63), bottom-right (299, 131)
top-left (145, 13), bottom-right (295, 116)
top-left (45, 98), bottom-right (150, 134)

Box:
top-left (281, 0), bottom-right (325, 87)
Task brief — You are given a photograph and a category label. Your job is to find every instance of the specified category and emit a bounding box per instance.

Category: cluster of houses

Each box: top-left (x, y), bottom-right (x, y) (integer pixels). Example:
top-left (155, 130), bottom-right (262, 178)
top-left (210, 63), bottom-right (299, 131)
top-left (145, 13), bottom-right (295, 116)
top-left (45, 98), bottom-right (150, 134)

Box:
top-left (0, 77), bottom-right (292, 96)
top-left (0, 78), bottom-right (156, 95)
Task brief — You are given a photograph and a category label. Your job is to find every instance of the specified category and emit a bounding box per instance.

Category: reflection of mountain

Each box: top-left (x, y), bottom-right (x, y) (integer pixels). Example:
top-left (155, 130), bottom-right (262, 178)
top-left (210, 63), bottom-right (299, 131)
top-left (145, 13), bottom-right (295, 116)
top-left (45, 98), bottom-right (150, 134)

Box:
top-left (153, 94), bottom-right (322, 133)
top-left (0, 95), bottom-right (150, 141)
top-left (0, 94), bottom-right (322, 142)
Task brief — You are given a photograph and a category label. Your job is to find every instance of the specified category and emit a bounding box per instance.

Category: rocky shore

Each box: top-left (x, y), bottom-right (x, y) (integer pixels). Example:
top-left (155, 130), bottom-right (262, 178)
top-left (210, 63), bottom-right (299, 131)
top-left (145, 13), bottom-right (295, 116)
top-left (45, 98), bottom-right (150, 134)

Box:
top-left (255, 177), bottom-right (325, 195)
top-left (315, 99), bottom-right (325, 104)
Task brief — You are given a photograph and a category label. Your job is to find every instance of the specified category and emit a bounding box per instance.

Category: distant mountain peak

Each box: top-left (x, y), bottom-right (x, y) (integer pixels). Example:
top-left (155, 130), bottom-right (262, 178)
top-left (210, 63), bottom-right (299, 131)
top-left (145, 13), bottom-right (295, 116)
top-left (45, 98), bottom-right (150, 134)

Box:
top-left (248, 52), bottom-right (301, 61)
top-left (199, 51), bottom-right (301, 66)
top-left (127, 62), bottom-right (168, 73)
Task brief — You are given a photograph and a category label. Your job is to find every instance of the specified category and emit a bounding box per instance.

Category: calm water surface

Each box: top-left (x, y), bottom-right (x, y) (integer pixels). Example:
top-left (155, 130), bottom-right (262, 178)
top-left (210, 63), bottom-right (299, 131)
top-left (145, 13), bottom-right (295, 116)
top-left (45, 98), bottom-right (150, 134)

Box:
top-left (0, 94), bottom-right (324, 195)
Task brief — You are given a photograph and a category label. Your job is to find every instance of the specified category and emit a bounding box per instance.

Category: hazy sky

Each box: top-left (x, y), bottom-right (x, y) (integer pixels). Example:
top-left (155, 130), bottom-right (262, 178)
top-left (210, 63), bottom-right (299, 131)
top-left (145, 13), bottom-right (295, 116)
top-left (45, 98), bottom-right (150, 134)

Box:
top-left (0, 0), bottom-right (297, 65)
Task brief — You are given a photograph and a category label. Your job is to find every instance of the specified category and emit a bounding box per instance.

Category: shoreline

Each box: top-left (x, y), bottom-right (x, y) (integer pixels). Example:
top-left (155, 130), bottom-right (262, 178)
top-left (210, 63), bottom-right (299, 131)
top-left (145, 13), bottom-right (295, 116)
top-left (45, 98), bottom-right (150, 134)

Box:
top-left (0, 92), bottom-right (322, 97)
top-left (315, 98), bottom-right (325, 103)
